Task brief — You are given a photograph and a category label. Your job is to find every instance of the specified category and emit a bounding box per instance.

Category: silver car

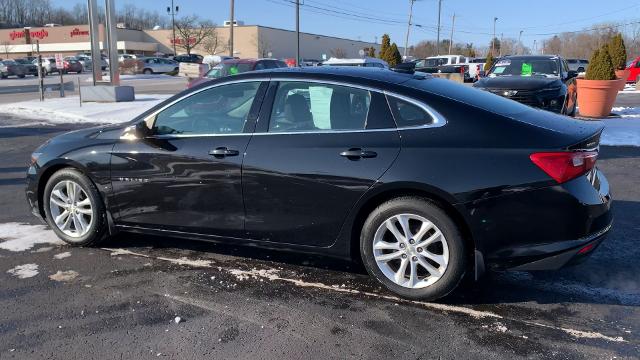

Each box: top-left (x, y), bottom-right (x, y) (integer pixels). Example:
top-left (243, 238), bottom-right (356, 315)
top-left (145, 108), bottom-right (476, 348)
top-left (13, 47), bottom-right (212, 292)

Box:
top-left (566, 59), bottom-right (589, 73)
top-left (136, 57), bottom-right (179, 74)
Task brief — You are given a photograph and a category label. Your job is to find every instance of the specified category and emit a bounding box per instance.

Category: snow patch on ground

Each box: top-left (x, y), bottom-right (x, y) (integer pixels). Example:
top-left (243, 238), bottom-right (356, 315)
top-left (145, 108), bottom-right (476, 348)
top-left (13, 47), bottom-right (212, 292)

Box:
top-left (53, 252), bottom-right (71, 260)
top-left (0, 94), bottom-right (171, 125)
top-left (104, 248), bottom-right (212, 268)
top-left (600, 116), bottom-right (640, 147)
top-left (7, 264), bottom-right (39, 279)
top-left (49, 270), bottom-right (79, 282)
top-left (0, 223), bottom-right (64, 252)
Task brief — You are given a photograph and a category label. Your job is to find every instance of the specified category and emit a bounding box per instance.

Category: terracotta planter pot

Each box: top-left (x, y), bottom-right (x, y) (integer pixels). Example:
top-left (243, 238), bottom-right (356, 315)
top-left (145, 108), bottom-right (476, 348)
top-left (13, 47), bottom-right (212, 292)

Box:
top-left (615, 69), bottom-right (631, 90)
top-left (576, 78), bottom-right (621, 118)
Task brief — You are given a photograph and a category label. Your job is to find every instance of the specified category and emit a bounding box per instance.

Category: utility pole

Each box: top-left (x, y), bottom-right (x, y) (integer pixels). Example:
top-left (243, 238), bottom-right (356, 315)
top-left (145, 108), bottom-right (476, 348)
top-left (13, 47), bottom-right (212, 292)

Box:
top-left (533, 39), bottom-right (537, 54)
top-left (167, 0), bottom-right (178, 56)
top-left (436, 0), bottom-right (442, 55)
top-left (448, 13), bottom-right (455, 55)
top-left (403, 0), bottom-right (415, 59)
top-left (229, 0), bottom-right (234, 57)
top-left (492, 17), bottom-right (498, 56)
top-left (518, 30), bottom-right (523, 55)
top-left (500, 32), bottom-right (503, 56)
top-left (295, 0), bottom-right (300, 66)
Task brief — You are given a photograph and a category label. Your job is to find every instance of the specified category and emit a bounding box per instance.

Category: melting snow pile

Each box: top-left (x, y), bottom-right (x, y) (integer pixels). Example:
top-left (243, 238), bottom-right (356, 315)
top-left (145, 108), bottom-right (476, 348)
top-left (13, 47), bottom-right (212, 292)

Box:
top-left (0, 223), bottom-right (64, 252)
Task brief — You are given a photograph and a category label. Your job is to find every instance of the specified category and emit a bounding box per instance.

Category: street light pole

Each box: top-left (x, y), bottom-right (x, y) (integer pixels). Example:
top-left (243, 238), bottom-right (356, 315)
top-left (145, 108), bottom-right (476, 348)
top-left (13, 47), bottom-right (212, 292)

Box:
top-left (403, 0), bottom-right (415, 59)
top-left (448, 13), bottom-right (455, 55)
top-left (518, 30), bottom-right (523, 55)
top-left (492, 17), bottom-right (498, 56)
top-left (167, 1), bottom-right (178, 56)
top-left (295, 0), bottom-right (300, 66)
top-left (229, 0), bottom-right (234, 57)
top-left (436, 0), bottom-right (442, 55)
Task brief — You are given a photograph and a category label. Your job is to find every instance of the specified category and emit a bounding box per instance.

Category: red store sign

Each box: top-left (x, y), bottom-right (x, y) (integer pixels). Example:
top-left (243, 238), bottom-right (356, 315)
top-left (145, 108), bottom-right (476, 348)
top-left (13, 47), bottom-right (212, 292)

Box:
top-left (170, 37), bottom-right (196, 45)
top-left (9, 29), bottom-right (49, 41)
top-left (70, 28), bottom-right (90, 37)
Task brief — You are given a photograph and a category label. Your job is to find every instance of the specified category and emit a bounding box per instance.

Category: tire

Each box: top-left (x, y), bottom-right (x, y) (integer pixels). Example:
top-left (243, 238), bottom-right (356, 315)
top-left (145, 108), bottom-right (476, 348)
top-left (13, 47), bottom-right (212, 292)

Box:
top-left (360, 197), bottom-right (466, 300)
top-left (143, 68), bottom-right (152, 75)
top-left (18, 74), bottom-right (25, 78)
top-left (43, 168), bottom-right (109, 247)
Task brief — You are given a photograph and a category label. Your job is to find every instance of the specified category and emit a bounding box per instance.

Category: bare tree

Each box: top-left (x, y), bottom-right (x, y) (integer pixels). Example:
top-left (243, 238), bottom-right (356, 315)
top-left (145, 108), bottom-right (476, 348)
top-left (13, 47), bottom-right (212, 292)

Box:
top-left (201, 26), bottom-right (226, 55)
top-left (1, 41), bottom-right (13, 58)
top-left (330, 47), bottom-right (347, 58)
top-left (173, 15), bottom-right (215, 55)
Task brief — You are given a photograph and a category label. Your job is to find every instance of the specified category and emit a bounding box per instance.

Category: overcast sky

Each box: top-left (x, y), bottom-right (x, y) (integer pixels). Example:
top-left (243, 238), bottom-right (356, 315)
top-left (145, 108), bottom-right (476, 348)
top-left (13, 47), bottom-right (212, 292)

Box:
top-left (53, 0), bottom-right (639, 50)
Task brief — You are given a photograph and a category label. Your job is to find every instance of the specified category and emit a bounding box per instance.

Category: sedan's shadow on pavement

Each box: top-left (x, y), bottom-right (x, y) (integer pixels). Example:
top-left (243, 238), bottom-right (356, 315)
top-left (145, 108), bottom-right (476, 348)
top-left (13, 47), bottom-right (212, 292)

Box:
top-left (102, 199), bottom-right (640, 308)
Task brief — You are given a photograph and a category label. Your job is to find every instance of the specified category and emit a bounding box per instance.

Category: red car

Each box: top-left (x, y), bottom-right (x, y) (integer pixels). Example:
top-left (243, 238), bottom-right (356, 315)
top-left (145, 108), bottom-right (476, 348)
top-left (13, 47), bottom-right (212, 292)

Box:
top-left (625, 56), bottom-right (640, 82)
top-left (187, 58), bottom-right (287, 88)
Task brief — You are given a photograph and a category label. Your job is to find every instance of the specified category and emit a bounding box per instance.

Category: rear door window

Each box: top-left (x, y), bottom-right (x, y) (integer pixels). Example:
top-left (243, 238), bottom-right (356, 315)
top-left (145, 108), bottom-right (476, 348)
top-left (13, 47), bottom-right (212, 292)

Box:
top-left (268, 82), bottom-right (371, 132)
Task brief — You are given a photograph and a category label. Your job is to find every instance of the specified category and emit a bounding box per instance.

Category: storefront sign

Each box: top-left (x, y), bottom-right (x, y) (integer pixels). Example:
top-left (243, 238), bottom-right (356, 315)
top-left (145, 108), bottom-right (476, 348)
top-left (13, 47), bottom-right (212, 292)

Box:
top-left (9, 29), bottom-right (48, 41)
top-left (70, 28), bottom-right (90, 37)
top-left (170, 37), bottom-right (196, 45)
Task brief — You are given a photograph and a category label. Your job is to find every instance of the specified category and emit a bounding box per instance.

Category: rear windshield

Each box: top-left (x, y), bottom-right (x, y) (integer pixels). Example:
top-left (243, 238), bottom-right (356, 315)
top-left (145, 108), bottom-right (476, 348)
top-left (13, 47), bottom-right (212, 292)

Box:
top-left (205, 62), bottom-right (254, 78)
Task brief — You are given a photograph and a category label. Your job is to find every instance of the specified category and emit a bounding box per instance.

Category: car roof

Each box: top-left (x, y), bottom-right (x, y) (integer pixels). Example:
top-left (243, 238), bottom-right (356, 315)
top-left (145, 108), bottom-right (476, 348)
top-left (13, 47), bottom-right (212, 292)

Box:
top-left (501, 55), bottom-right (562, 60)
top-left (218, 66), bottom-right (426, 86)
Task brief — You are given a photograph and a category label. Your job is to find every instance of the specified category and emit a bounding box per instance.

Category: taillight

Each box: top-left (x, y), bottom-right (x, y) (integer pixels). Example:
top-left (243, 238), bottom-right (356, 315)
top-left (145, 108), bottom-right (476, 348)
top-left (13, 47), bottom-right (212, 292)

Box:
top-left (530, 151), bottom-right (598, 184)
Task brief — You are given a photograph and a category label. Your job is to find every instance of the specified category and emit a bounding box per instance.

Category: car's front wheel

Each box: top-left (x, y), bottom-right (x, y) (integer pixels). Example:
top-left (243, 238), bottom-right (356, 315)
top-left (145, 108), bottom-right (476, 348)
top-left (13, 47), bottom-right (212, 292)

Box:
top-left (43, 168), bottom-right (108, 246)
top-left (360, 197), bottom-right (466, 300)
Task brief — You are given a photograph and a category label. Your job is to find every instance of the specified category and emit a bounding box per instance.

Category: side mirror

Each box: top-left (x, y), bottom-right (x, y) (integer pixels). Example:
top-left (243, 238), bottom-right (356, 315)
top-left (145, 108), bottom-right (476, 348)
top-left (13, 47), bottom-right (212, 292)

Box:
top-left (120, 121), bottom-right (152, 140)
top-left (567, 70), bottom-right (579, 79)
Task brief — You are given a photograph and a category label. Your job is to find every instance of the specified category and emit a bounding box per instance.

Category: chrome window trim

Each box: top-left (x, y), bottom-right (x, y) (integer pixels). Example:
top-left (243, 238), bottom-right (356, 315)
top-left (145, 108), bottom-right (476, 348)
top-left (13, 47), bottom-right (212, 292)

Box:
top-left (138, 76), bottom-right (447, 139)
top-left (383, 91), bottom-right (447, 129)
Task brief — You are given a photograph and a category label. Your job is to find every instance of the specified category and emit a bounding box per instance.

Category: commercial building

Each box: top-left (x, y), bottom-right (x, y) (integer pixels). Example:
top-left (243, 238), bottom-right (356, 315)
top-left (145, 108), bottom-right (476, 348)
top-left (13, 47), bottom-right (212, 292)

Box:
top-left (0, 24), bottom-right (381, 61)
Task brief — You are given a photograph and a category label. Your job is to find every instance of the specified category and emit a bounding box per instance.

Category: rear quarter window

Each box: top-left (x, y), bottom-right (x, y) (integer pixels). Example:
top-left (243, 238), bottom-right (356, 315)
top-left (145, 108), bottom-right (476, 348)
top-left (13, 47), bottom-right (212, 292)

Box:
top-left (386, 96), bottom-right (434, 127)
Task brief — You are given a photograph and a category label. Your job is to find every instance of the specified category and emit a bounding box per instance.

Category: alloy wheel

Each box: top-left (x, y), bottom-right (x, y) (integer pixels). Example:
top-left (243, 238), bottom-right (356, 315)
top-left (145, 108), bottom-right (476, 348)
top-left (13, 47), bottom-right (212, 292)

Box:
top-left (49, 180), bottom-right (94, 238)
top-left (372, 213), bottom-right (449, 289)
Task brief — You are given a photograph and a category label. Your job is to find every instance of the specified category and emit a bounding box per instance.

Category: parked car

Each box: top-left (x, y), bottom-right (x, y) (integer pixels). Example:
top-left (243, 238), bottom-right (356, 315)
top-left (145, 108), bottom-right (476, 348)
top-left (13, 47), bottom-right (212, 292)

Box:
top-left (473, 55), bottom-right (578, 116)
top-left (35, 57), bottom-right (61, 75)
top-left (173, 54), bottom-right (204, 64)
top-left (202, 55), bottom-right (234, 67)
top-left (14, 58), bottom-right (38, 76)
top-left (321, 57), bottom-right (388, 68)
top-left (0, 59), bottom-right (26, 78)
top-left (119, 54), bottom-right (137, 62)
top-left (624, 56), bottom-right (640, 83)
top-left (26, 67), bottom-right (611, 301)
top-left (566, 58), bottom-right (589, 73)
top-left (63, 58), bottom-right (83, 74)
top-left (76, 55), bottom-right (108, 71)
top-left (135, 57), bottom-right (179, 74)
top-left (187, 58), bottom-right (288, 88)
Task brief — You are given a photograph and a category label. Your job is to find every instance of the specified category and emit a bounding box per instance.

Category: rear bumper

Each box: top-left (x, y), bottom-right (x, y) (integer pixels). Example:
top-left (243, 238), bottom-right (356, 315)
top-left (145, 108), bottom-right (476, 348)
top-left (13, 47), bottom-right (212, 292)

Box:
top-left (463, 168), bottom-right (612, 272)
top-left (502, 222), bottom-right (610, 271)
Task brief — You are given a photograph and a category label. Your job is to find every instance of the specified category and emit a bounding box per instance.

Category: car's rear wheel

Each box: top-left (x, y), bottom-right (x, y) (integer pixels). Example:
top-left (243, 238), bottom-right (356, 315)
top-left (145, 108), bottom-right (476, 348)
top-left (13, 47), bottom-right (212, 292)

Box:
top-left (143, 68), bottom-right (152, 74)
top-left (43, 168), bottom-right (108, 246)
top-left (360, 197), bottom-right (466, 300)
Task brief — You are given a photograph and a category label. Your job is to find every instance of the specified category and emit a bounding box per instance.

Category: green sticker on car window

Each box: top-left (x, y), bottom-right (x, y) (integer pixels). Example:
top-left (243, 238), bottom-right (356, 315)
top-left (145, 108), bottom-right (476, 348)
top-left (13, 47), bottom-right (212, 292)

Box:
top-left (521, 63), bottom-right (532, 76)
top-left (229, 66), bottom-right (238, 75)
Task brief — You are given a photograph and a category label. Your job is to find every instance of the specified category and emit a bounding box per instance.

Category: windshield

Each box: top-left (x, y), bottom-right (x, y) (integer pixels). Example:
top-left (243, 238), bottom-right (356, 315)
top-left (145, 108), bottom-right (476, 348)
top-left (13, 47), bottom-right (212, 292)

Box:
top-left (2, 60), bottom-right (16, 65)
top-left (14, 59), bottom-right (29, 64)
top-left (206, 62), bottom-right (254, 78)
top-left (489, 58), bottom-right (559, 77)
top-left (416, 58), bottom-right (445, 67)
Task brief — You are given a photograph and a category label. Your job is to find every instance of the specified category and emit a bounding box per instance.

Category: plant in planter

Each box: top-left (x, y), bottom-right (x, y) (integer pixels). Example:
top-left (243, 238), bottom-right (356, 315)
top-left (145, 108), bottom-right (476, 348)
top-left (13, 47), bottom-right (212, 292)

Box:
top-left (576, 46), bottom-right (621, 118)
top-left (608, 33), bottom-right (628, 88)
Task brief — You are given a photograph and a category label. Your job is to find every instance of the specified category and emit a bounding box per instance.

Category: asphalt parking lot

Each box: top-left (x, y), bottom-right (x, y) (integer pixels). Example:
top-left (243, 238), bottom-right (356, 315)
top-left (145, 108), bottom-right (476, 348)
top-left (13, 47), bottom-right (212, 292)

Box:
top-left (0, 109), bottom-right (638, 359)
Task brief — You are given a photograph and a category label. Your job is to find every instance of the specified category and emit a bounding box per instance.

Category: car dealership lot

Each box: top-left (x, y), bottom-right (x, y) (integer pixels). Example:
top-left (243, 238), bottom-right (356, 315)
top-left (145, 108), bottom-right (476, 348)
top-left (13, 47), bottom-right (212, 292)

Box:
top-left (0, 112), bottom-right (638, 359)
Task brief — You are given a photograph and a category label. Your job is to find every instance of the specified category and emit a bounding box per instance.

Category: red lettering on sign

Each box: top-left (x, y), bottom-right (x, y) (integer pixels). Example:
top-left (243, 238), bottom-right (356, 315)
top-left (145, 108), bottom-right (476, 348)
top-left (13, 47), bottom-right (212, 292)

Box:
top-left (170, 37), bottom-right (196, 45)
top-left (9, 29), bottom-right (49, 41)
top-left (70, 28), bottom-right (90, 37)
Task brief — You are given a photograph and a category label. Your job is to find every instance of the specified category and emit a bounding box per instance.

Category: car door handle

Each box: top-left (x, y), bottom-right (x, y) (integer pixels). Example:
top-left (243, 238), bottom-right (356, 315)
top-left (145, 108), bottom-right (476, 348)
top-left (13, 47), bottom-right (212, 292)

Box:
top-left (340, 148), bottom-right (377, 159)
top-left (209, 147), bottom-right (240, 157)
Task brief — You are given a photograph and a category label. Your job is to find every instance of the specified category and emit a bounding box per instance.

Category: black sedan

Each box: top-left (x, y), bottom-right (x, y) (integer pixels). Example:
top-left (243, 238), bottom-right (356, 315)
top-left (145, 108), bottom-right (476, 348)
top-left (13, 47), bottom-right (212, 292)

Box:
top-left (14, 58), bottom-right (38, 76)
top-left (474, 55), bottom-right (578, 116)
top-left (25, 67), bottom-right (611, 300)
